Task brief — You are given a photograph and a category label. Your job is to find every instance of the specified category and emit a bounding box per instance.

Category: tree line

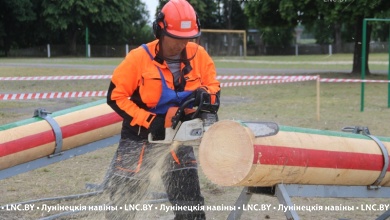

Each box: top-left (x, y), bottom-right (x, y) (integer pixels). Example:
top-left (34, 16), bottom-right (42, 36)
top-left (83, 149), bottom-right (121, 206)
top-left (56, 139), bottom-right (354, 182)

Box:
top-left (0, 0), bottom-right (247, 57)
top-left (1, 0), bottom-right (389, 74)
top-left (244, 0), bottom-right (390, 74)
top-left (0, 0), bottom-right (151, 56)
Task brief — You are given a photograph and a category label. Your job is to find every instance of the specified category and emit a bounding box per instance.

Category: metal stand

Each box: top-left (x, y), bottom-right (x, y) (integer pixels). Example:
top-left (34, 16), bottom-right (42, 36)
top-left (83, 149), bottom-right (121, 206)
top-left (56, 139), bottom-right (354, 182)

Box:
top-left (34, 108), bottom-right (64, 157)
top-left (228, 184), bottom-right (390, 220)
top-left (342, 126), bottom-right (389, 189)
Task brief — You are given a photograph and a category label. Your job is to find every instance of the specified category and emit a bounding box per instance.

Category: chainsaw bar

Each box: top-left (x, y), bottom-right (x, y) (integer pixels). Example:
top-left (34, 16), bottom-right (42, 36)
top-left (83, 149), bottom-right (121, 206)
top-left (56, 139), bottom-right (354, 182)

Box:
top-left (241, 121), bottom-right (279, 137)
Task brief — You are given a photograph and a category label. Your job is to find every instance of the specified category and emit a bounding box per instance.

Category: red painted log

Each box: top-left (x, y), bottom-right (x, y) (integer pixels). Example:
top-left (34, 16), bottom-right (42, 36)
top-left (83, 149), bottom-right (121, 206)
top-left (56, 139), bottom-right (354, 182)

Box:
top-left (199, 120), bottom-right (390, 187)
top-left (0, 100), bottom-right (122, 170)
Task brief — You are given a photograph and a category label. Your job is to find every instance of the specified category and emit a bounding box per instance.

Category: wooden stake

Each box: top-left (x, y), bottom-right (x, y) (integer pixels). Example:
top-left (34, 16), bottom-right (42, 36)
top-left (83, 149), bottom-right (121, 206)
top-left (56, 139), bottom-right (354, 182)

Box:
top-left (317, 75), bottom-right (320, 121)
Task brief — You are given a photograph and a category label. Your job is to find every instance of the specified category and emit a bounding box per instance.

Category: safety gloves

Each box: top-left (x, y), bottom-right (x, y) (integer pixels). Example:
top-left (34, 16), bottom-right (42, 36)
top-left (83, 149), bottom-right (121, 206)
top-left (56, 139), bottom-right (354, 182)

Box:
top-left (191, 88), bottom-right (210, 106)
top-left (148, 88), bottom-right (211, 141)
top-left (149, 115), bottom-right (166, 140)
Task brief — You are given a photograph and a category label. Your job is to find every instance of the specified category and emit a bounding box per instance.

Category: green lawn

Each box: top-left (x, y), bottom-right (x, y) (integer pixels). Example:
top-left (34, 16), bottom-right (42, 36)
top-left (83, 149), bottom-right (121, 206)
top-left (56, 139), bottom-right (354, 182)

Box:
top-left (1, 53), bottom-right (387, 72)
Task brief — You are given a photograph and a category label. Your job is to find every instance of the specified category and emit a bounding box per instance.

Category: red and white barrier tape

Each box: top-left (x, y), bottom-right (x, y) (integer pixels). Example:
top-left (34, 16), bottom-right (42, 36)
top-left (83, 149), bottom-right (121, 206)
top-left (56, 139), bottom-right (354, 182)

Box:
top-left (2, 75), bottom-right (390, 83)
top-left (0, 77), bottom-right (316, 100)
top-left (220, 77), bottom-right (316, 87)
top-left (0, 91), bottom-right (107, 100)
top-left (217, 75), bottom-right (316, 81)
top-left (319, 78), bottom-right (390, 83)
top-left (0, 75), bottom-right (112, 81)
top-left (0, 75), bottom-right (315, 81)
top-left (2, 75), bottom-right (390, 100)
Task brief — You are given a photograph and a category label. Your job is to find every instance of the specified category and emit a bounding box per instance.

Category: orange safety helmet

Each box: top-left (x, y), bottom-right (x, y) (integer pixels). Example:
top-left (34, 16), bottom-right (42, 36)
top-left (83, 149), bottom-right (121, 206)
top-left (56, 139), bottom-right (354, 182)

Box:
top-left (153, 0), bottom-right (201, 39)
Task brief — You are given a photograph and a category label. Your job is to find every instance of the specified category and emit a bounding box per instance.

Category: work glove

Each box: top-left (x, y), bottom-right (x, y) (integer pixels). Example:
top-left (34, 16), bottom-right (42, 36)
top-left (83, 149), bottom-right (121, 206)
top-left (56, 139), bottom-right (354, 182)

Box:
top-left (191, 88), bottom-right (209, 107)
top-left (149, 115), bottom-right (165, 140)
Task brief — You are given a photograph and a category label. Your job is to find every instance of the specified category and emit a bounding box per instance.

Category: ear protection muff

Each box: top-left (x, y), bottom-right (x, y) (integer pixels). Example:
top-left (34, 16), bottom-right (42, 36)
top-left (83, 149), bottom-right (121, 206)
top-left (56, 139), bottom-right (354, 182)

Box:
top-left (195, 13), bottom-right (201, 33)
top-left (152, 12), bottom-right (166, 39)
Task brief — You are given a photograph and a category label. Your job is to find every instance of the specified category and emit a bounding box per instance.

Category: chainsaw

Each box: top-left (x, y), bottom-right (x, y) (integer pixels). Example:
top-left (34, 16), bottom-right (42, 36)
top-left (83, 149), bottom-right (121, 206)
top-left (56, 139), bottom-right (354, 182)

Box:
top-left (148, 93), bottom-right (219, 145)
top-left (148, 93), bottom-right (280, 145)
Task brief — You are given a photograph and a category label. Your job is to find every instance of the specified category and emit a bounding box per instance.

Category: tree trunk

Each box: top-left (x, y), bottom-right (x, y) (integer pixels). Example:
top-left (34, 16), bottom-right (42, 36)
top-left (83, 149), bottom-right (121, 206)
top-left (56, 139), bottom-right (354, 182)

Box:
top-left (333, 23), bottom-right (342, 53)
top-left (351, 16), bottom-right (371, 75)
top-left (66, 29), bottom-right (79, 56)
top-left (4, 36), bottom-right (10, 57)
top-left (225, 0), bottom-right (233, 56)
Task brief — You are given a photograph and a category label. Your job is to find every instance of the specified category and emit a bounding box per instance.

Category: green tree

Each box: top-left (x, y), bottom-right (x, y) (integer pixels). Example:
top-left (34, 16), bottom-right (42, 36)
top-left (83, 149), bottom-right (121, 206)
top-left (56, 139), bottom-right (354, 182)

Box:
top-left (41, 0), bottom-right (149, 55)
top-left (156, 0), bottom-right (248, 30)
top-left (244, 0), bottom-right (295, 50)
top-left (220, 0), bottom-right (248, 30)
top-left (245, 0), bottom-right (390, 75)
top-left (200, 0), bottom-right (219, 29)
top-left (299, 0), bottom-right (389, 74)
top-left (89, 0), bottom-right (151, 45)
top-left (262, 27), bottom-right (294, 47)
top-left (0, 0), bottom-right (36, 56)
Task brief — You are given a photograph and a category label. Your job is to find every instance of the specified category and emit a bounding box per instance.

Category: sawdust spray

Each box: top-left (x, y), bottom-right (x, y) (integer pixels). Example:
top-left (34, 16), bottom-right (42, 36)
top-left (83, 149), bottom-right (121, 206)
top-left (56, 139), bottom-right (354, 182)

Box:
top-left (82, 142), bottom-right (179, 220)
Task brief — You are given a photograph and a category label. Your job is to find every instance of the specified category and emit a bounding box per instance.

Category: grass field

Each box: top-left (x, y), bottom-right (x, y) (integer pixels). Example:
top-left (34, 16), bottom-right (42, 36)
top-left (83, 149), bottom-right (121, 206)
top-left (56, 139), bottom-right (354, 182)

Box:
top-left (1, 54), bottom-right (390, 220)
top-left (0, 53), bottom-right (388, 72)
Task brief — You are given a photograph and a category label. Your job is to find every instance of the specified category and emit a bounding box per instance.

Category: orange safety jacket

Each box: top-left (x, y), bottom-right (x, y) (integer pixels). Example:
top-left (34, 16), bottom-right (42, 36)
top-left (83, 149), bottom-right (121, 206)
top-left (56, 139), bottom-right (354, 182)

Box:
top-left (107, 40), bottom-right (220, 139)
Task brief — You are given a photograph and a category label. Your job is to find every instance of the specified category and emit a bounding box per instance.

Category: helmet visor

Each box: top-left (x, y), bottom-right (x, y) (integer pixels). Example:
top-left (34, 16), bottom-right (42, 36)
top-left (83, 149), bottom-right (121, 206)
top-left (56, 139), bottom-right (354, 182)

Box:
top-left (164, 29), bottom-right (201, 39)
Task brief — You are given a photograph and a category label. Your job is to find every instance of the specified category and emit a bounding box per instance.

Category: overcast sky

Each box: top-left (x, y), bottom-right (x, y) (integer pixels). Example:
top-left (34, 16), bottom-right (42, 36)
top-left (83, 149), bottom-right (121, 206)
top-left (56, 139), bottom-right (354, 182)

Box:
top-left (144, 0), bottom-right (159, 25)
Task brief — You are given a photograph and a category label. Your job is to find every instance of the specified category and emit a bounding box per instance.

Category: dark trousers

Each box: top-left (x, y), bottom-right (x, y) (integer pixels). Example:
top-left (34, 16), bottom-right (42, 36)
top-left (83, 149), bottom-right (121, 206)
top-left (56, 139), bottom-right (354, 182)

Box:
top-left (105, 138), bottom-right (205, 219)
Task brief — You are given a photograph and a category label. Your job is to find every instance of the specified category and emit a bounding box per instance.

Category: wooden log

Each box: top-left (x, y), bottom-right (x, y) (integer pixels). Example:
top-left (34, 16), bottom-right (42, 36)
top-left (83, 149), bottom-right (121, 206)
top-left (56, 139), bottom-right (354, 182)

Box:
top-left (0, 99), bottom-right (122, 170)
top-left (199, 120), bottom-right (390, 187)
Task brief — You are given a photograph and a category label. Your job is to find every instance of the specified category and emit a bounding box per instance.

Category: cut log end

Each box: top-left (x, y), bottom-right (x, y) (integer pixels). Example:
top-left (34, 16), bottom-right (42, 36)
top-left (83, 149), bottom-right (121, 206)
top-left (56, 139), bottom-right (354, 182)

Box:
top-left (199, 120), bottom-right (254, 186)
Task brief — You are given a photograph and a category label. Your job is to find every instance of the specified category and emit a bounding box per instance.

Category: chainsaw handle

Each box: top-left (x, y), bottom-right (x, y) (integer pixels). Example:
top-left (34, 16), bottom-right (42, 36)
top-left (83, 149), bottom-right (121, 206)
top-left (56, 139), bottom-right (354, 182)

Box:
top-left (171, 93), bottom-right (220, 129)
top-left (171, 98), bottom-right (195, 129)
top-left (191, 93), bottom-right (220, 119)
